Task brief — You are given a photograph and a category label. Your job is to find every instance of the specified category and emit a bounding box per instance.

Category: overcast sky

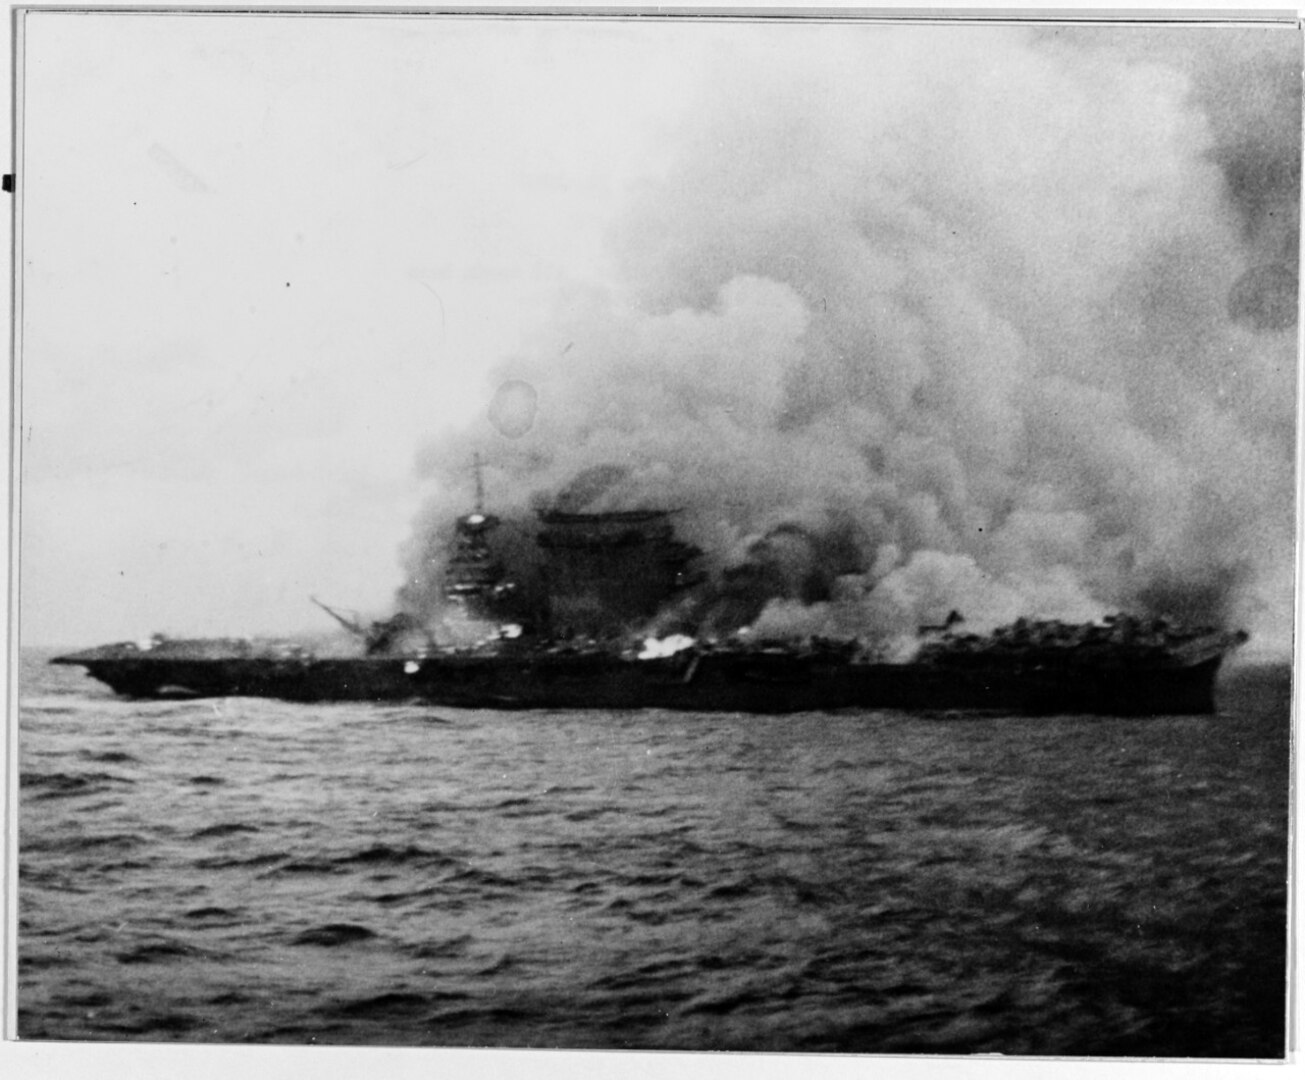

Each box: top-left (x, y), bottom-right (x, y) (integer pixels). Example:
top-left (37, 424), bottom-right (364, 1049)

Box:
top-left (16, 12), bottom-right (1299, 650)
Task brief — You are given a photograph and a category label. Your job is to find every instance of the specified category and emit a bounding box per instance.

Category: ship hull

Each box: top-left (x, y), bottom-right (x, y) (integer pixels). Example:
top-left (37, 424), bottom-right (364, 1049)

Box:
top-left (53, 649), bottom-right (1231, 716)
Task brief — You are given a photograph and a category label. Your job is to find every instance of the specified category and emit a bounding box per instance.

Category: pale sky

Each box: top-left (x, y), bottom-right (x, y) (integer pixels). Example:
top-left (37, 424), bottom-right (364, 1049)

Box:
top-left (18, 12), bottom-right (713, 644)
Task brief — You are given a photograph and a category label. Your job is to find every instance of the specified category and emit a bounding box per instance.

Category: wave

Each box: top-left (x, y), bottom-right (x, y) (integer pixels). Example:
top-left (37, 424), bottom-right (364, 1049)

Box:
top-left (264, 859), bottom-right (340, 877)
top-left (325, 992), bottom-right (431, 1018)
top-left (194, 853), bottom-right (287, 870)
top-left (190, 823), bottom-right (261, 839)
top-left (18, 695), bottom-right (99, 713)
top-left (363, 885), bottom-right (444, 906)
top-left (81, 750), bottom-right (140, 764)
top-left (409, 934), bottom-right (474, 960)
top-left (183, 906), bottom-right (242, 921)
top-left (292, 923), bottom-right (377, 947)
top-left (115, 939), bottom-right (213, 964)
top-left (17, 952), bottom-right (75, 970)
top-left (21, 771), bottom-right (135, 799)
top-left (26, 832), bottom-right (147, 853)
top-left (332, 843), bottom-right (444, 866)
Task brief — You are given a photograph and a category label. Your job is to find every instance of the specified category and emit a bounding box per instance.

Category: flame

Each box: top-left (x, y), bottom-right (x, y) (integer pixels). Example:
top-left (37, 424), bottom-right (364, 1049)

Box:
top-left (638, 634), bottom-right (696, 660)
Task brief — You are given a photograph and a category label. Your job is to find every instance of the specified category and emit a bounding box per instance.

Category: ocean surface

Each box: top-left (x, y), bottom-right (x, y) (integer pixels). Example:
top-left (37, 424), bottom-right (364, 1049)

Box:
top-left (17, 648), bottom-right (1290, 1056)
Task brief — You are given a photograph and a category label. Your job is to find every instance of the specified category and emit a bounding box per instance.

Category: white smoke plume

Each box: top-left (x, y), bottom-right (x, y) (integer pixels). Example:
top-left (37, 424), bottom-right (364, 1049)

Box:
top-left (401, 24), bottom-right (1298, 653)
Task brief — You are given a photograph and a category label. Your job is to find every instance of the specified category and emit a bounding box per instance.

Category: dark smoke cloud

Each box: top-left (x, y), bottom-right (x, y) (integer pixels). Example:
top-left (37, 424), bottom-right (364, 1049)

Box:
top-left (401, 24), bottom-right (1298, 653)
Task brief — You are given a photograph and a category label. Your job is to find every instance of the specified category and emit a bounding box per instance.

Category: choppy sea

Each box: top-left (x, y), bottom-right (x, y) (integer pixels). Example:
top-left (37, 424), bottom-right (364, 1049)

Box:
top-left (17, 648), bottom-right (1290, 1057)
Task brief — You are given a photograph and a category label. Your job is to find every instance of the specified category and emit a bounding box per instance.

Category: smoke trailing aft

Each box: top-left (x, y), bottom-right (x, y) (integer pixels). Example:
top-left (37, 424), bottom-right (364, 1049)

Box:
top-left (401, 26), bottom-right (1298, 652)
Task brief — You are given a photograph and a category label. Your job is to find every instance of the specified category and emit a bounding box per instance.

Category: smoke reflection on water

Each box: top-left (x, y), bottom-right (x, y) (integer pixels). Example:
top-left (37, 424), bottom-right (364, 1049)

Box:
top-left (18, 652), bottom-right (1288, 1056)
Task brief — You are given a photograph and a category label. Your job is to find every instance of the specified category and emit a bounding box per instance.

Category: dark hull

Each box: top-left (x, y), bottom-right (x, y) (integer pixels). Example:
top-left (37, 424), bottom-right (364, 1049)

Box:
top-left (54, 649), bottom-right (1231, 716)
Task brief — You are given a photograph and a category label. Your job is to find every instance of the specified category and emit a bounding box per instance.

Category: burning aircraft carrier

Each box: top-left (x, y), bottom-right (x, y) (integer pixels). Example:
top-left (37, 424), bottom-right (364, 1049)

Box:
top-left (52, 459), bottom-right (1248, 715)
top-left (48, 28), bottom-right (1297, 720)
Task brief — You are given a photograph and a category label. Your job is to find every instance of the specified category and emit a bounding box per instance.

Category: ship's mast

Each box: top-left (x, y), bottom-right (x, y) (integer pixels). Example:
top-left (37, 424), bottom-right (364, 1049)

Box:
top-left (473, 452), bottom-right (486, 516)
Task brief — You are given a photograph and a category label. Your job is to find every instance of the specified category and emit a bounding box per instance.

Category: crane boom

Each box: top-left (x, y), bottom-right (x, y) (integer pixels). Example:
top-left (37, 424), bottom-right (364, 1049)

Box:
top-left (310, 596), bottom-right (366, 637)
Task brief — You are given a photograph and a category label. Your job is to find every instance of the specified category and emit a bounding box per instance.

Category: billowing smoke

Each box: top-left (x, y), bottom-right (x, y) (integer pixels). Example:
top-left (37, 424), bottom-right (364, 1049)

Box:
top-left (1192, 30), bottom-right (1301, 331)
top-left (401, 25), bottom-right (1298, 653)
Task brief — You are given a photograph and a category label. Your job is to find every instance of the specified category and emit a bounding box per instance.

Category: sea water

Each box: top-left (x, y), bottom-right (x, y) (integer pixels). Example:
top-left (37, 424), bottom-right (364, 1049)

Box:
top-left (16, 649), bottom-right (1290, 1056)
